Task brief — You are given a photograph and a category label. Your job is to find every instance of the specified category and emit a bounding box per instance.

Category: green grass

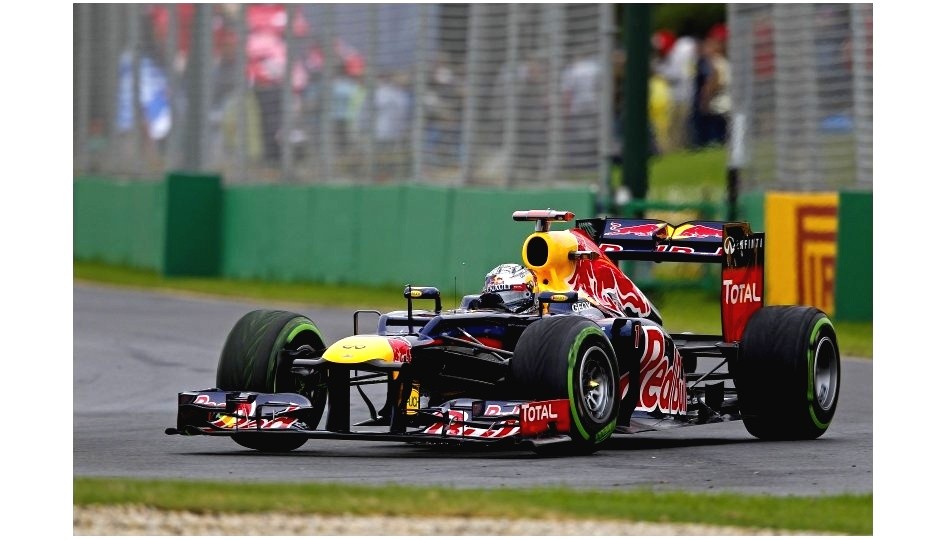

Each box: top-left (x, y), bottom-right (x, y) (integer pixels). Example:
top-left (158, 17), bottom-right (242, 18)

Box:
top-left (74, 477), bottom-right (871, 535)
top-left (74, 260), bottom-right (414, 313)
top-left (74, 260), bottom-right (872, 358)
top-left (647, 147), bottom-right (728, 203)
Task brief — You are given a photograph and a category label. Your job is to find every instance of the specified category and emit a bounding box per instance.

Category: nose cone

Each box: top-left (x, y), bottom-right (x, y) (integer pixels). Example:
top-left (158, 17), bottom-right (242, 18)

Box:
top-left (322, 335), bottom-right (408, 364)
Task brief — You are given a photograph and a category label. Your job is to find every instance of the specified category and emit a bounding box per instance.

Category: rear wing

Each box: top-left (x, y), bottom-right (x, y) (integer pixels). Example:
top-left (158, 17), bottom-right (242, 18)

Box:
top-left (575, 217), bottom-right (765, 342)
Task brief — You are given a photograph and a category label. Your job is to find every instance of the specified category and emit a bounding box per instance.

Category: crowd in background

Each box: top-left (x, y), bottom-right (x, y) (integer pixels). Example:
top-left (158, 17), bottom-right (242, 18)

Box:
top-left (647, 23), bottom-right (731, 155)
top-left (92, 4), bottom-right (731, 181)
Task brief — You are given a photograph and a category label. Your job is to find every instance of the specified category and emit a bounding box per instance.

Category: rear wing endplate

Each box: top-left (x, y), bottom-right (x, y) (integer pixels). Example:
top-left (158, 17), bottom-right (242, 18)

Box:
top-left (575, 218), bottom-right (765, 342)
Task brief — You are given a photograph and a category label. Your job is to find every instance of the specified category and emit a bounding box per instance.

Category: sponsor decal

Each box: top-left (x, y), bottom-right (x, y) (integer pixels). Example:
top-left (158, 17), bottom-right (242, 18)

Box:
top-left (194, 395), bottom-right (224, 407)
top-left (635, 326), bottom-right (687, 415)
top-left (654, 244), bottom-right (724, 256)
top-left (599, 243), bottom-right (623, 252)
top-left (723, 279), bottom-right (762, 305)
top-left (423, 407), bottom-right (522, 439)
top-left (483, 283), bottom-right (528, 294)
top-left (424, 410), bottom-right (467, 435)
top-left (209, 401), bottom-right (301, 431)
top-left (795, 206), bottom-right (836, 313)
top-left (484, 404), bottom-right (503, 416)
top-left (567, 232), bottom-right (653, 318)
top-left (410, 289), bottom-right (423, 298)
top-left (388, 336), bottom-right (412, 363)
top-left (603, 221), bottom-right (664, 237)
top-left (519, 399), bottom-right (571, 436)
top-left (522, 402), bottom-right (558, 422)
top-left (722, 225), bottom-right (765, 342)
top-left (406, 384), bottom-right (421, 413)
top-left (722, 266), bottom-right (764, 342)
top-left (571, 301), bottom-right (594, 312)
top-left (672, 223), bottom-right (723, 239)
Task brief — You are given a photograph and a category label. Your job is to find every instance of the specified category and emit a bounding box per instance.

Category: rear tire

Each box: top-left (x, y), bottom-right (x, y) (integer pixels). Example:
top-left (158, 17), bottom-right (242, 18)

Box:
top-left (512, 316), bottom-right (619, 455)
top-left (216, 310), bottom-right (327, 452)
top-left (735, 306), bottom-right (840, 440)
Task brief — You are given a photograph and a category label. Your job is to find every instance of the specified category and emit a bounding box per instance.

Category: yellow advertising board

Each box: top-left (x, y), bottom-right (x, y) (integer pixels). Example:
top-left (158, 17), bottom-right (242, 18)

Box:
top-left (764, 192), bottom-right (839, 314)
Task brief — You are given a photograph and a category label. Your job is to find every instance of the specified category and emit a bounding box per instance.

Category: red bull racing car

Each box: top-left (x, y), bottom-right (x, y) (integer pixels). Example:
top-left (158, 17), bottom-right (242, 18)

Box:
top-left (167, 210), bottom-right (840, 454)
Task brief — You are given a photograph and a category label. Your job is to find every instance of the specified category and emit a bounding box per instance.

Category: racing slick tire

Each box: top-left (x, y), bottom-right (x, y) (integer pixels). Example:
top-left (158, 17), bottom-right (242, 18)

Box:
top-left (735, 306), bottom-right (840, 440)
top-left (216, 310), bottom-right (327, 452)
top-left (511, 316), bottom-right (619, 455)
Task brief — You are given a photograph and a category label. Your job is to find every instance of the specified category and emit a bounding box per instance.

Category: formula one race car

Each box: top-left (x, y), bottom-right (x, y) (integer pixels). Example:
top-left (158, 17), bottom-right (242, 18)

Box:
top-left (167, 210), bottom-right (840, 454)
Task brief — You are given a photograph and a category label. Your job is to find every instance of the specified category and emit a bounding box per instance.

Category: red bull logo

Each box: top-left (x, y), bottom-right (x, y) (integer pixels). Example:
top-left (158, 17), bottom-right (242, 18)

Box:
top-left (603, 221), bottom-right (664, 237)
top-left (388, 337), bottom-right (412, 363)
top-left (672, 224), bottom-right (723, 239)
top-left (566, 232), bottom-right (653, 318)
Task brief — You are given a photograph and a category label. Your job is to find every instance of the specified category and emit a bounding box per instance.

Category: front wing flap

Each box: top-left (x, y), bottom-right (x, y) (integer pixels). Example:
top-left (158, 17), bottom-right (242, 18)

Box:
top-left (168, 391), bottom-right (573, 447)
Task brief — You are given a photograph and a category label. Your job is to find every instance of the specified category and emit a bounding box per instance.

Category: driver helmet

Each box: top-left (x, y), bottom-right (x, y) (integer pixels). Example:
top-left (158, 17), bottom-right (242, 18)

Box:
top-left (481, 263), bottom-right (537, 313)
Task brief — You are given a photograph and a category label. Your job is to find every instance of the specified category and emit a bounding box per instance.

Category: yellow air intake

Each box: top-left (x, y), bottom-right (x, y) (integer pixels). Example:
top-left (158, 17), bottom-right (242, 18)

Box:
top-left (522, 231), bottom-right (579, 293)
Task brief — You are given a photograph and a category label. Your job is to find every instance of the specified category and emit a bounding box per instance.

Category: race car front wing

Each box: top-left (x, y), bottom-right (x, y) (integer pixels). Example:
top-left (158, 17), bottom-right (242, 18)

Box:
top-left (166, 390), bottom-right (574, 448)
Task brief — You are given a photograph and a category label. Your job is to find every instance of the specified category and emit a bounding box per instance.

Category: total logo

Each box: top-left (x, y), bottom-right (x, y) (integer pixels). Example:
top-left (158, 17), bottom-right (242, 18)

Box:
top-left (521, 402), bottom-right (559, 423)
top-left (723, 279), bottom-right (762, 305)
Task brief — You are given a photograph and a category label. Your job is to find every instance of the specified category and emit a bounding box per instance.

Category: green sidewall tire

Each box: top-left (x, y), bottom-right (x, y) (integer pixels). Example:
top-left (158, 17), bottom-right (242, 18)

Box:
top-left (512, 316), bottom-right (619, 454)
top-left (216, 309), bottom-right (326, 452)
top-left (736, 306), bottom-right (841, 440)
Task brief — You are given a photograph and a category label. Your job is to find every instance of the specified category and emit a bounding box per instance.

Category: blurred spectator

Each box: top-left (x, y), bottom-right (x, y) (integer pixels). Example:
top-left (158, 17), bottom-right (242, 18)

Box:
top-left (657, 29), bottom-right (698, 151)
top-left (114, 12), bottom-right (171, 174)
top-left (423, 52), bottom-right (462, 165)
top-left (518, 53), bottom-right (551, 176)
top-left (211, 17), bottom-right (263, 167)
top-left (115, 22), bottom-right (171, 142)
top-left (374, 72), bottom-right (411, 179)
top-left (245, 4), bottom-right (309, 164)
top-left (562, 54), bottom-right (601, 166)
top-left (649, 29), bottom-right (675, 155)
top-left (692, 23), bottom-right (730, 148)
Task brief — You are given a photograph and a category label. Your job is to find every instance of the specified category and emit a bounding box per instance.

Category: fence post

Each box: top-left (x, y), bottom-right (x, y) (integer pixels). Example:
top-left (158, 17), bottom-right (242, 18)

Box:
top-left (597, 5), bottom-right (614, 212)
top-left (366, 5), bottom-right (379, 182)
top-left (76, 4), bottom-right (92, 173)
top-left (320, 5), bottom-right (336, 182)
top-left (184, 4), bottom-right (212, 172)
top-left (234, 4), bottom-right (248, 183)
top-left (544, 4), bottom-right (564, 183)
top-left (459, 4), bottom-right (483, 185)
top-left (622, 4), bottom-right (650, 213)
top-left (128, 3), bottom-right (143, 178)
top-left (501, 4), bottom-right (520, 187)
top-left (280, 4), bottom-right (296, 182)
top-left (164, 4), bottom-right (180, 171)
top-left (411, 4), bottom-right (429, 184)
top-left (851, 4), bottom-right (873, 188)
top-left (104, 5), bottom-right (121, 151)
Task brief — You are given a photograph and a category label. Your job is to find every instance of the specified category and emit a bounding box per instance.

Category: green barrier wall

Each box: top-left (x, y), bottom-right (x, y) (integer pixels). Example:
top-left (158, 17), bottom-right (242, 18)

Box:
top-left (737, 190), bottom-right (766, 233)
top-left (75, 176), bottom-right (594, 291)
top-left (164, 172), bottom-right (221, 277)
top-left (835, 191), bottom-right (872, 321)
top-left (219, 183), bottom-right (595, 292)
top-left (73, 177), bottom-right (166, 270)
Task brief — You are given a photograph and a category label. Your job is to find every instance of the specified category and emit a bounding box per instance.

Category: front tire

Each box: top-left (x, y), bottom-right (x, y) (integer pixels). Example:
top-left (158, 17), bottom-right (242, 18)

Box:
top-left (735, 306), bottom-right (840, 440)
top-left (512, 316), bottom-right (619, 454)
top-left (216, 309), bottom-right (327, 452)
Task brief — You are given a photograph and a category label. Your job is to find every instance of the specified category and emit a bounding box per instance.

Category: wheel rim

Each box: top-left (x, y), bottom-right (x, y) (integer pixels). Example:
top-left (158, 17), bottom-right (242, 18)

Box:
top-left (813, 336), bottom-right (839, 410)
top-left (579, 345), bottom-right (614, 421)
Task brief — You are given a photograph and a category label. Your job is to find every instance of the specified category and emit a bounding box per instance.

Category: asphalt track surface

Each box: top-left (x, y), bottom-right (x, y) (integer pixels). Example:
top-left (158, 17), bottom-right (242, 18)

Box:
top-left (74, 284), bottom-right (872, 495)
